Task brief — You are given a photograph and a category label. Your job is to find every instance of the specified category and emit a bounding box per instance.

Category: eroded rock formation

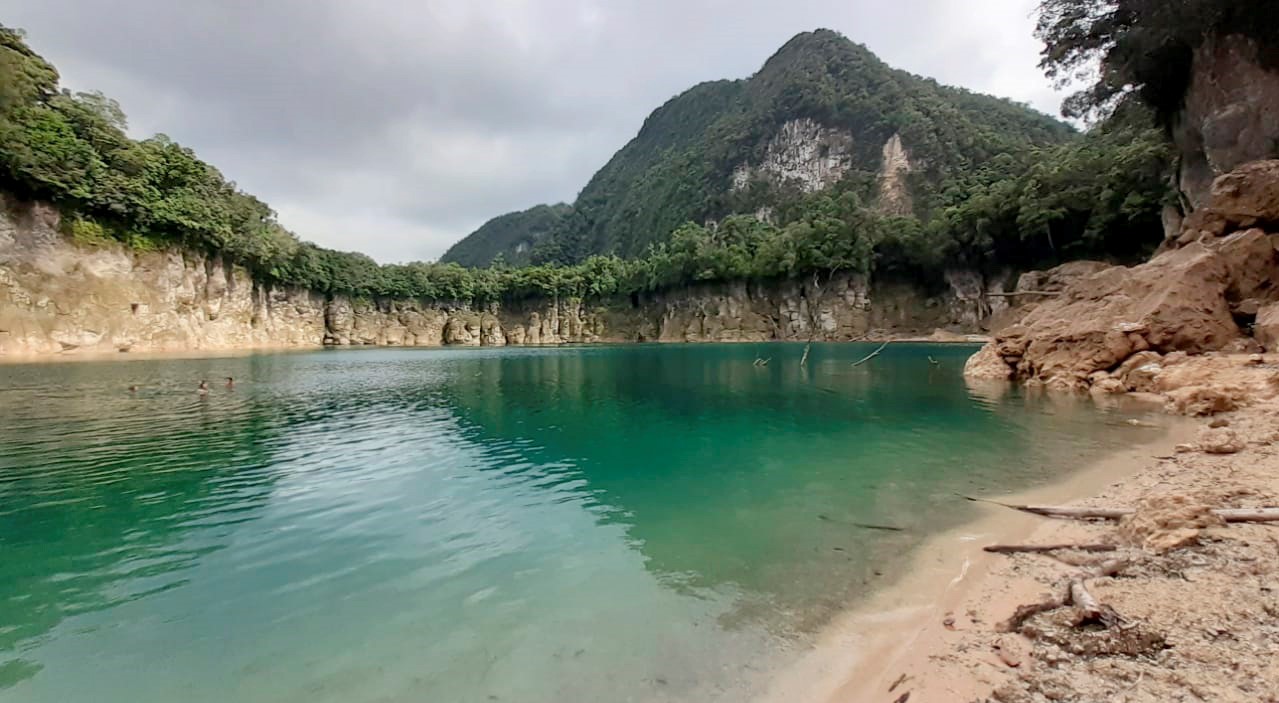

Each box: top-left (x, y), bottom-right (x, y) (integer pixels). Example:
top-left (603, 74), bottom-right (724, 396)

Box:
top-left (730, 118), bottom-right (854, 194)
top-left (876, 133), bottom-right (914, 216)
top-left (966, 160), bottom-right (1279, 406)
top-left (1, 199), bottom-right (1010, 358)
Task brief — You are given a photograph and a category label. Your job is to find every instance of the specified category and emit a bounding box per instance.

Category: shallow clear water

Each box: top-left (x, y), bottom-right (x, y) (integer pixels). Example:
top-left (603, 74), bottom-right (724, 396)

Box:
top-left (0, 343), bottom-right (1161, 702)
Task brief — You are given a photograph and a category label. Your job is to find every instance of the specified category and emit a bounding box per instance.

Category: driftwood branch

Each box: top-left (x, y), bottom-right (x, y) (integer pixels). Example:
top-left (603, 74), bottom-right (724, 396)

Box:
top-left (1000, 559), bottom-right (1129, 632)
top-left (958, 495), bottom-right (1279, 523)
top-left (986, 291), bottom-right (1062, 298)
top-left (1069, 579), bottom-right (1103, 619)
top-left (1217, 508), bottom-right (1279, 523)
top-left (984, 544), bottom-right (1117, 554)
top-left (851, 341), bottom-right (890, 367)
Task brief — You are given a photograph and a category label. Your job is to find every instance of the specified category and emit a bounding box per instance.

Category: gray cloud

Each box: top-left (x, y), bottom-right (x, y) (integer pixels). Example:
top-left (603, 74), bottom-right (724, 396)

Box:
top-left (0, 0), bottom-right (1063, 262)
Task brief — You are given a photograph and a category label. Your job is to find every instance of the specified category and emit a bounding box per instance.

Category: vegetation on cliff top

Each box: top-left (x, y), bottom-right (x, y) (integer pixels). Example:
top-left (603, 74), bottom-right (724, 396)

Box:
top-left (2, 24), bottom-right (1172, 306)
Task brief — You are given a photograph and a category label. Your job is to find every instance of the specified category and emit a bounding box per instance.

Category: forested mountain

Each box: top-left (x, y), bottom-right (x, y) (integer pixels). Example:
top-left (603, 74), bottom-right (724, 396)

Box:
top-left (1, 24), bottom-right (1171, 305)
top-left (443, 30), bottom-right (1079, 267)
top-left (440, 203), bottom-right (571, 268)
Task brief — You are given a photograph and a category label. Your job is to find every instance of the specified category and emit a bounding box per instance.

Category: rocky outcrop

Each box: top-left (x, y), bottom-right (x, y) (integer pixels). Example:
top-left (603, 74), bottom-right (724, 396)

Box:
top-left (1174, 36), bottom-right (1279, 209)
top-left (966, 159), bottom-right (1279, 407)
top-left (1, 199), bottom-right (1012, 358)
top-left (1257, 302), bottom-right (1279, 352)
top-left (876, 133), bottom-right (913, 216)
top-left (731, 118), bottom-right (854, 194)
top-left (0, 202), bottom-right (329, 355)
top-left (1175, 160), bottom-right (1279, 247)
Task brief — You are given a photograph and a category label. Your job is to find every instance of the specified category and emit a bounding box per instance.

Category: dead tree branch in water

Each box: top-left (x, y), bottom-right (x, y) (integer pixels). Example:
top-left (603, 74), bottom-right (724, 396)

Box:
top-left (817, 514), bottom-right (905, 532)
top-left (851, 341), bottom-right (890, 367)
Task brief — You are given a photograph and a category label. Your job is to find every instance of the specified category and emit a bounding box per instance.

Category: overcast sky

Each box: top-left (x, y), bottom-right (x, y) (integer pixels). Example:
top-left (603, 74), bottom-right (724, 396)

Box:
top-left (1, 0), bottom-right (1064, 262)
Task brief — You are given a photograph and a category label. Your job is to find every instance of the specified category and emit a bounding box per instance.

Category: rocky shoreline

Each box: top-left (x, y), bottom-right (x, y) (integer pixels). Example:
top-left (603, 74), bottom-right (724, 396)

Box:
top-left (854, 159), bottom-right (1279, 702)
top-left (965, 160), bottom-right (1279, 397)
top-left (840, 358), bottom-right (1279, 703)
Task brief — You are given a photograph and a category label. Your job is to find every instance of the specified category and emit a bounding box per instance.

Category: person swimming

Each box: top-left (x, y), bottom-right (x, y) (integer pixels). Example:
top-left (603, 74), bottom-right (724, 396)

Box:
top-left (198, 380), bottom-right (209, 394)
top-left (225, 377), bottom-right (234, 388)
top-left (128, 385), bottom-right (139, 393)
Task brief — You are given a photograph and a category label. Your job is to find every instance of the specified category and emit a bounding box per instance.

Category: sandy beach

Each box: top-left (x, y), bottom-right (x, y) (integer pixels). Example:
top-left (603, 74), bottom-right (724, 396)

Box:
top-left (764, 354), bottom-right (1279, 703)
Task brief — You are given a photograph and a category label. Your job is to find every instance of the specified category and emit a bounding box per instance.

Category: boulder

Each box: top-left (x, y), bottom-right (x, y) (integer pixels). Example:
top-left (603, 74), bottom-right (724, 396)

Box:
top-left (975, 243), bottom-right (1241, 389)
top-left (1089, 373), bottom-right (1127, 396)
top-left (1257, 302), bottom-right (1279, 352)
top-left (1165, 385), bottom-right (1245, 416)
top-left (962, 343), bottom-right (1012, 381)
top-left (1203, 159), bottom-right (1279, 226)
top-left (1196, 426), bottom-right (1246, 455)
top-left (1215, 229), bottom-right (1279, 305)
top-left (1115, 351), bottom-right (1164, 393)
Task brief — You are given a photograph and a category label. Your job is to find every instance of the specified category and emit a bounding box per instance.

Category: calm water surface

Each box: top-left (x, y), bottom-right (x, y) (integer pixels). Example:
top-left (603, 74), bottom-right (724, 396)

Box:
top-left (0, 344), bottom-right (1161, 702)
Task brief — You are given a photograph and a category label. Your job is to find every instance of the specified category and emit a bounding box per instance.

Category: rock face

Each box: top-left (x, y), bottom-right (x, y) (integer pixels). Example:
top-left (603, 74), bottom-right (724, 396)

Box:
top-left (731, 118), bottom-right (854, 194)
top-left (876, 133), bottom-right (914, 216)
top-left (1175, 36), bottom-right (1279, 209)
top-left (0, 200), bottom-right (1008, 358)
top-left (0, 202), bottom-right (328, 355)
top-left (966, 159), bottom-right (1279, 401)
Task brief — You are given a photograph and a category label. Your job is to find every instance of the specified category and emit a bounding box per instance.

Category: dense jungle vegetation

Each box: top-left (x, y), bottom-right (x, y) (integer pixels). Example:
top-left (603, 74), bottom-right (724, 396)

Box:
top-left (2, 23), bottom-right (1173, 305)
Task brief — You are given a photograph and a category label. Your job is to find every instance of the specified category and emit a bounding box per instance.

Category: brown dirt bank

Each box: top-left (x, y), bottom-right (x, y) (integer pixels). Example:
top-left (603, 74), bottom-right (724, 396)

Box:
top-left (876, 158), bottom-right (1279, 702)
top-left (965, 160), bottom-right (1279, 393)
top-left (821, 374), bottom-right (1279, 703)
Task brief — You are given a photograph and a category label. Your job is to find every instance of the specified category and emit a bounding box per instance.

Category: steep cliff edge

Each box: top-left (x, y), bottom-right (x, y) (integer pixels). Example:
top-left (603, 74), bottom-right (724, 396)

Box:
top-left (1, 200), bottom-right (1005, 358)
top-left (965, 159), bottom-right (1279, 411)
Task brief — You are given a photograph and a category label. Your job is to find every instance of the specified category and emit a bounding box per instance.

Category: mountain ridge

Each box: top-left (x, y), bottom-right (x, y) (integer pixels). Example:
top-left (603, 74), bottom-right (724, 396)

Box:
top-left (441, 29), bottom-right (1075, 267)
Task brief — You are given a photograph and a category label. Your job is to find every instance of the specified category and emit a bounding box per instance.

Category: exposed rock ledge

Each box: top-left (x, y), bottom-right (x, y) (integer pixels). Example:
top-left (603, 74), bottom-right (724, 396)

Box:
top-left (966, 159), bottom-right (1279, 414)
top-left (1, 199), bottom-right (1006, 358)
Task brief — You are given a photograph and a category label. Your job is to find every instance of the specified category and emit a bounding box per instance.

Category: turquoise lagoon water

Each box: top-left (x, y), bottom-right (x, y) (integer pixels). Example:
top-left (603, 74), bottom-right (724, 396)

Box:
top-left (0, 343), bottom-right (1162, 702)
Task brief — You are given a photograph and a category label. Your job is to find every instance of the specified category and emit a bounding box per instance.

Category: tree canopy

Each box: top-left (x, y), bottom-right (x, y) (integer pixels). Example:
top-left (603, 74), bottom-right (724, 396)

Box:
top-left (1, 24), bottom-right (1173, 309)
top-left (444, 29), bottom-right (1079, 267)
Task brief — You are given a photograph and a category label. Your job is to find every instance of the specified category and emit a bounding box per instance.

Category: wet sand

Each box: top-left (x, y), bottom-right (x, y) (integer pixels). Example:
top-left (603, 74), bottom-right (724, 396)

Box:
top-left (766, 358), bottom-right (1279, 702)
top-left (758, 407), bottom-right (1195, 703)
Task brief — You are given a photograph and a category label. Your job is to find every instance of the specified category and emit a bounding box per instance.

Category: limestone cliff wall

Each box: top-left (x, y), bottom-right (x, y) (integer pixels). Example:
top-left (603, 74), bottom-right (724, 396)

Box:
top-left (0, 202), bottom-right (330, 355)
top-left (0, 201), bottom-right (1000, 358)
top-left (1175, 35), bottom-right (1279, 209)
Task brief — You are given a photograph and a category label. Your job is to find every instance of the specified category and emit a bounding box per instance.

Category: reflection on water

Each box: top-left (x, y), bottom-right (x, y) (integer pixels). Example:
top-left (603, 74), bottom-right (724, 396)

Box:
top-left (0, 344), bottom-right (1162, 702)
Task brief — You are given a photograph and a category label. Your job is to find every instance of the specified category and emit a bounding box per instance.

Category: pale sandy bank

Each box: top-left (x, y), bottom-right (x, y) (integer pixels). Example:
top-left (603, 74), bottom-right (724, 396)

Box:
top-left (765, 354), bottom-right (1279, 703)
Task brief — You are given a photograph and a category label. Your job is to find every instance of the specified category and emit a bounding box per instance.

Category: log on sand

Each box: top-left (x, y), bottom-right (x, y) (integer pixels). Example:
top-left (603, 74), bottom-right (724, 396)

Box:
top-left (984, 544), bottom-right (1117, 554)
top-left (1000, 560), bottom-right (1128, 632)
top-left (958, 494), bottom-right (1279, 523)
